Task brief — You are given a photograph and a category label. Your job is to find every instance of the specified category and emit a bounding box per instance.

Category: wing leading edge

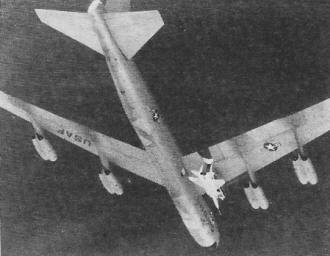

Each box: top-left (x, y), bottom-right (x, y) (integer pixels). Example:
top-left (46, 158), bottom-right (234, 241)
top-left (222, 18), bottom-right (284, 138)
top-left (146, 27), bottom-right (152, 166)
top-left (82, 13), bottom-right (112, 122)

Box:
top-left (183, 99), bottom-right (330, 182)
top-left (0, 90), bottom-right (162, 185)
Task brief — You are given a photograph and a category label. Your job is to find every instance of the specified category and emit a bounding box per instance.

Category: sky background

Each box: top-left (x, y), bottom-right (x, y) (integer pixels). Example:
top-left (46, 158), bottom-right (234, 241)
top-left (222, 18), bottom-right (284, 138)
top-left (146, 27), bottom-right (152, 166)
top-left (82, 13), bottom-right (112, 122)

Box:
top-left (0, 0), bottom-right (330, 255)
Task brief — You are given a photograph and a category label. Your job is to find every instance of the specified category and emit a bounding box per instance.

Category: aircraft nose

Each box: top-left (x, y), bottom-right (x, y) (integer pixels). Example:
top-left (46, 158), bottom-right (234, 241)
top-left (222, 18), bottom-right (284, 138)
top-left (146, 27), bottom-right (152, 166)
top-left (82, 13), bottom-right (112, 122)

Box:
top-left (196, 226), bottom-right (220, 247)
top-left (205, 235), bottom-right (220, 248)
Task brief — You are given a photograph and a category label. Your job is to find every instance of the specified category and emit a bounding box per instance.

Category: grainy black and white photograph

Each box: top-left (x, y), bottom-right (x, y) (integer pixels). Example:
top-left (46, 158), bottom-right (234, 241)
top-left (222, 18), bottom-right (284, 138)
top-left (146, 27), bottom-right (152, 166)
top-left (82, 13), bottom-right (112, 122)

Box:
top-left (0, 0), bottom-right (329, 255)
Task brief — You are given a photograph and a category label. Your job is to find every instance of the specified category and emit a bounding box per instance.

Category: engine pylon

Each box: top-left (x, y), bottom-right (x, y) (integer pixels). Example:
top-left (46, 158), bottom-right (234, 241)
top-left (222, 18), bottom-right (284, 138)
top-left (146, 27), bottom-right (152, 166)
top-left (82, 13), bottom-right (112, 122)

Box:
top-left (292, 154), bottom-right (318, 185)
top-left (243, 182), bottom-right (269, 210)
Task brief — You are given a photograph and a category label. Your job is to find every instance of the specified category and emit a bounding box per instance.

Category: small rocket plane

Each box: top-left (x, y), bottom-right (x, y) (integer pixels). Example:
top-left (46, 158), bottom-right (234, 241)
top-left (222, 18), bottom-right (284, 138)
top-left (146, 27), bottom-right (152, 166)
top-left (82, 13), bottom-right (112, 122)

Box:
top-left (0, 0), bottom-right (329, 247)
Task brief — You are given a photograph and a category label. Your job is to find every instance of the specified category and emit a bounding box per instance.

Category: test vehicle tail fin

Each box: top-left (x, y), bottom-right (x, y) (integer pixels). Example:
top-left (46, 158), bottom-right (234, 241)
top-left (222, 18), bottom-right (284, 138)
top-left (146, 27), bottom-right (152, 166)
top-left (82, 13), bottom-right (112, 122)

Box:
top-left (35, 9), bottom-right (164, 59)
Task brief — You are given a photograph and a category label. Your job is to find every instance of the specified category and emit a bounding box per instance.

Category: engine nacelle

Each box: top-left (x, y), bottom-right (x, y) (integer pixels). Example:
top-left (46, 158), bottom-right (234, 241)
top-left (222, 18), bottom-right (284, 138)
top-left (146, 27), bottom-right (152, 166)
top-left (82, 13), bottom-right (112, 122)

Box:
top-left (292, 153), bottom-right (318, 185)
top-left (32, 133), bottom-right (57, 162)
top-left (243, 181), bottom-right (269, 210)
top-left (98, 168), bottom-right (123, 195)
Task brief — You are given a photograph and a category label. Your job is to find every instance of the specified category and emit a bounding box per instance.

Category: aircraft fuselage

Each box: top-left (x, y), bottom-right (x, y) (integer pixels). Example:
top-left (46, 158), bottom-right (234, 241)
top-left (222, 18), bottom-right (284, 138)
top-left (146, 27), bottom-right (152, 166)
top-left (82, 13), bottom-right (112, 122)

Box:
top-left (88, 1), bottom-right (219, 247)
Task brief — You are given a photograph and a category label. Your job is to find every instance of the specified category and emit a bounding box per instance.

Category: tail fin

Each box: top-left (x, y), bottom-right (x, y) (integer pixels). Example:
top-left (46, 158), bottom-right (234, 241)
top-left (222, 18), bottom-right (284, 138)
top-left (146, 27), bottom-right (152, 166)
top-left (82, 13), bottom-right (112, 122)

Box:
top-left (35, 9), bottom-right (163, 59)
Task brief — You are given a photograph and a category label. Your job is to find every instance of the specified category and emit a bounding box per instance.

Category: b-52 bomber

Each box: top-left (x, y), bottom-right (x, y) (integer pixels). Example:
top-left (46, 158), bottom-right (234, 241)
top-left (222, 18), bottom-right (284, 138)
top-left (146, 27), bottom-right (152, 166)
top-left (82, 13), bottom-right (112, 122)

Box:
top-left (0, 0), bottom-right (329, 247)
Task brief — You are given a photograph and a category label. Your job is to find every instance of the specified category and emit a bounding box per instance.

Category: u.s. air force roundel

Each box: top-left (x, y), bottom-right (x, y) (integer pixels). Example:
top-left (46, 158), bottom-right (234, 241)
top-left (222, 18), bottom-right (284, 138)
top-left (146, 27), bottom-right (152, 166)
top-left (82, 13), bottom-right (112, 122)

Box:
top-left (263, 142), bottom-right (280, 152)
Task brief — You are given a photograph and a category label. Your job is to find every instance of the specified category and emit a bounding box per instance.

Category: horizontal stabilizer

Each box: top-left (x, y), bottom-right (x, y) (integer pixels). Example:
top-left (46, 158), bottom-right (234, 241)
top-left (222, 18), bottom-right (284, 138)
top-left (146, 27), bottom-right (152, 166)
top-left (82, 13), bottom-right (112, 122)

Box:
top-left (35, 9), bottom-right (164, 59)
top-left (35, 9), bottom-right (103, 54)
top-left (103, 11), bottom-right (164, 59)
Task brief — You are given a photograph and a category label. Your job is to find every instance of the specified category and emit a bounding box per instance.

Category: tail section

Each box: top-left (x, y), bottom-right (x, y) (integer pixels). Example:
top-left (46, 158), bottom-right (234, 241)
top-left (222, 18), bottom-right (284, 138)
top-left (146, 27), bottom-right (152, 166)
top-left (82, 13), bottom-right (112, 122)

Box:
top-left (35, 10), bottom-right (104, 54)
top-left (35, 8), bottom-right (163, 59)
top-left (103, 11), bottom-right (164, 59)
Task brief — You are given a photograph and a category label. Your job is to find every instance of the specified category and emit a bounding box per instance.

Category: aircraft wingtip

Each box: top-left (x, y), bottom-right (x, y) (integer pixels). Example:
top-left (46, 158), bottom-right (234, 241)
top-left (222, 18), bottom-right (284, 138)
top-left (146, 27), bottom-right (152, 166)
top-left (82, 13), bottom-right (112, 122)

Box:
top-left (34, 9), bottom-right (46, 21)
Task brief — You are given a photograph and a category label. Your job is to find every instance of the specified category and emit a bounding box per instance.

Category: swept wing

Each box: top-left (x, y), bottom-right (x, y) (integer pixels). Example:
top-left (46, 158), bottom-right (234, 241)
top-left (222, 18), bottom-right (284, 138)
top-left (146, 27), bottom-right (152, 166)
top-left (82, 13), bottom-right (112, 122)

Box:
top-left (0, 90), bottom-right (162, 185)
top-left (183, 99), bottom-right (330, 182)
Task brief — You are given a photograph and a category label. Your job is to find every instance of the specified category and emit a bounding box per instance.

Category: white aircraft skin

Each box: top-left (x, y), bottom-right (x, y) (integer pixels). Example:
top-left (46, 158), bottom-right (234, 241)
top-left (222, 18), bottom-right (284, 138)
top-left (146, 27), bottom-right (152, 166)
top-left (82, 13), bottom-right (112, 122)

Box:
top-left (87, 0), bottom-right (220, 247)
top-left (1, 0), bottom-right (329, 249)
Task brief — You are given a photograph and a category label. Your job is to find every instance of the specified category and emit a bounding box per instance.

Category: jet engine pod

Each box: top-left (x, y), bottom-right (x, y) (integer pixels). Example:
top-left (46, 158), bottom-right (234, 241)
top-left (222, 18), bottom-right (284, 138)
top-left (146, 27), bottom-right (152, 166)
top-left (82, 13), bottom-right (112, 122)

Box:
top-left (243, 181), bottom-right (269, 210)
top-left (32, 133), bottom-right (57, 162)
top-left (292, 153), bottom-right (318, 185)
top-left (99, 168), bottom-right (124, 195)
